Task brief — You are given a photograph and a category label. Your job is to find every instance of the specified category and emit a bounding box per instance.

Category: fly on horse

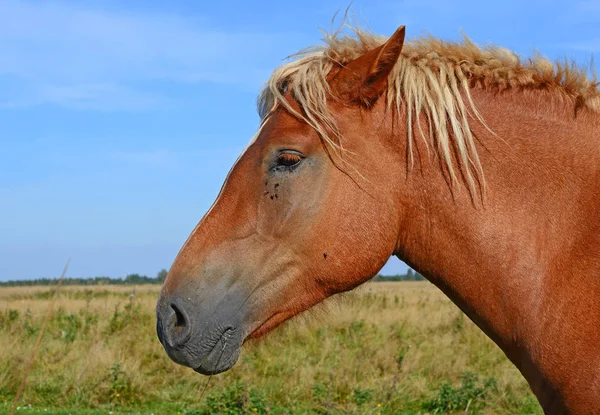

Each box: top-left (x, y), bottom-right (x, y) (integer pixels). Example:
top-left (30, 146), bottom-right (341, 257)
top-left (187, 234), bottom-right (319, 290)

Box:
top-left (156, 23), bottom-right (600, 414)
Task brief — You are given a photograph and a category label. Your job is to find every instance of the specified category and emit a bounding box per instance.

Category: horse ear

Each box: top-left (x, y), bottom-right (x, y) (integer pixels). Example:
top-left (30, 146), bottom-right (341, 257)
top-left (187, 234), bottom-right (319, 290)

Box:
top-left (330, 26), bottom-right (406, 106)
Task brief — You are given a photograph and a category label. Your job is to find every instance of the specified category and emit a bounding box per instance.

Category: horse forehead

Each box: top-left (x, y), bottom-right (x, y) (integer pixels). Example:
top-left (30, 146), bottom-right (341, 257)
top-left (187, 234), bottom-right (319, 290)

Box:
top-left (257, 108), bottom-right (319, 146)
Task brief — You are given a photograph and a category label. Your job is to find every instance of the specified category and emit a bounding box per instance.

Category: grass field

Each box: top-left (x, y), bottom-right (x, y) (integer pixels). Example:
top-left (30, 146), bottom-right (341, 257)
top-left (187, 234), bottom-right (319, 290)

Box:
top-left (0, 282), bottom-right (541, 414)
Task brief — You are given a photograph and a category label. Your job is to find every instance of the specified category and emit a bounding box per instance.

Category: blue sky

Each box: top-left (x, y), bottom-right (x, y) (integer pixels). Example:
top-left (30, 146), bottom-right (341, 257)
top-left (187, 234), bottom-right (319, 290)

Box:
top-left (1, 0), bottom-right (598, 280)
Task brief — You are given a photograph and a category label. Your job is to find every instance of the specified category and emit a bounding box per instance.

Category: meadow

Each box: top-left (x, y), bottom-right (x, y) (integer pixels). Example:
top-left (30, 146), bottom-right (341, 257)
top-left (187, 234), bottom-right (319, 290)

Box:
top-left (0, 282), bottom-right (541, 414)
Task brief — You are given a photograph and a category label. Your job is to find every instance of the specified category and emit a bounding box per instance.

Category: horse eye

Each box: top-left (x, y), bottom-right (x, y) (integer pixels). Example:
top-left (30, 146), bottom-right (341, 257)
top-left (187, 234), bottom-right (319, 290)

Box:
top-left (277, 152), bottom-right (303, 168)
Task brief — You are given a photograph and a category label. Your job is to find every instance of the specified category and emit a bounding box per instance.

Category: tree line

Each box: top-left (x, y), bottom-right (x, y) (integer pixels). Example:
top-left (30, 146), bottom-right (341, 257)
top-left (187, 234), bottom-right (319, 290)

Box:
top-left (0, 269), bottom-right (425, 287)
top-left (0, 269), bottom-right (169, 287)
top-left (370, 269), bottom-right (426, 282)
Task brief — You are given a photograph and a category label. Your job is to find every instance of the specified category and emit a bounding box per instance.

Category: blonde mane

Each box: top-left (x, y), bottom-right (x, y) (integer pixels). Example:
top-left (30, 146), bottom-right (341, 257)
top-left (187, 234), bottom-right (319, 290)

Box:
top-left (257, 25), bottom-right (600, 194)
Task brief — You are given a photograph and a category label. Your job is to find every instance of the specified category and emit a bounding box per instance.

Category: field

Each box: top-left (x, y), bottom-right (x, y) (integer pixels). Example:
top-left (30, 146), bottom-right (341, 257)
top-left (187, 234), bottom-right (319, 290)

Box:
top-left (0, 282), bottom-right (541, 414)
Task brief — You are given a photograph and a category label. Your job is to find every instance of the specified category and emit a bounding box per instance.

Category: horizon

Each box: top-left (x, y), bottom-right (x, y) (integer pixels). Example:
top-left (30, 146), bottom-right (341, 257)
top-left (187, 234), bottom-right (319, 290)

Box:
top-left (2, 0), bottom-right (598, 281)
top-left (0, 268), bottom-right (421, 284)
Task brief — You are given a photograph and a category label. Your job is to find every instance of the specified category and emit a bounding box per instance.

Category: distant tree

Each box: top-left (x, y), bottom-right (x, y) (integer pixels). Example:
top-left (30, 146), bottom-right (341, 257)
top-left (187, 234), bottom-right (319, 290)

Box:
top-left (157, 269), bottom-right (168, 283)
top-left (0, 273), bottom-right (166, 287)
top-left (125, 273), bottom-right (149, 284)
top-left (368, 268), bottom-right (427, 283)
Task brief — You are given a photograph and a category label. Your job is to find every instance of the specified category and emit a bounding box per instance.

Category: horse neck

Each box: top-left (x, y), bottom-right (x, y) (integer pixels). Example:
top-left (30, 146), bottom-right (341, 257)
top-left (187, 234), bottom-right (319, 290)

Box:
top-left (391, 87), bottom-right (600, 412)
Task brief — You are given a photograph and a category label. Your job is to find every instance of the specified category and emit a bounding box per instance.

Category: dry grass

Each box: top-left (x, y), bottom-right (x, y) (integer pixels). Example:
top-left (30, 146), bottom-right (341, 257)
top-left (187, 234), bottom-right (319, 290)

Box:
top-left (9, 261), bottom-right (69, 415)
top-left (0, 281), bottom-right (541, 414)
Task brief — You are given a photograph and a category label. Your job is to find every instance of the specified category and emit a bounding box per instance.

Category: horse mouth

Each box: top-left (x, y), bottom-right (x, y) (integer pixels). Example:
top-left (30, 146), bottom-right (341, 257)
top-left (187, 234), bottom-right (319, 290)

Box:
top-left (192, 327), bottom-right (238, 375)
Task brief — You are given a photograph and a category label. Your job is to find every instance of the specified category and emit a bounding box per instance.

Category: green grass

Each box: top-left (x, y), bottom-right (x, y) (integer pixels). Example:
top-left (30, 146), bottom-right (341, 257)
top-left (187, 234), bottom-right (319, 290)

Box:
top-left (0, 283), bottom-right (541, 414)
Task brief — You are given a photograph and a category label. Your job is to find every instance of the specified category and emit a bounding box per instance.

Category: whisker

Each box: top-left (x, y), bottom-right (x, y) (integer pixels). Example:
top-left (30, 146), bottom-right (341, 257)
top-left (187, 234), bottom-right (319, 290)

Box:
top-left (198, 337), bottom-right (228, 403)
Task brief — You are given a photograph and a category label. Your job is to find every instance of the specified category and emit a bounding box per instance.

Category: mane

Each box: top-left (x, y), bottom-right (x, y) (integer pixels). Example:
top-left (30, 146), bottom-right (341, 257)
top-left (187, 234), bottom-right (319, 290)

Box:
top-left (257, 25), bottom-right (600, 195)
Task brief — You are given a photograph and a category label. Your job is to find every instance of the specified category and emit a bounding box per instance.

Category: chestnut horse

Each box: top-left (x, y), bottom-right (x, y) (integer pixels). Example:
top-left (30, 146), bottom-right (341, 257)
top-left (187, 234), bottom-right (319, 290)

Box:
top-left (156, 24), bottom-right (600, 414)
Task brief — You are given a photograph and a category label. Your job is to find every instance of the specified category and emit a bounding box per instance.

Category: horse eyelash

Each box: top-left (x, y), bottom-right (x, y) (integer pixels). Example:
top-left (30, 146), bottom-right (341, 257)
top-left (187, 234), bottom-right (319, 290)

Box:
top-left (270, 152), bottom-right (304, 172)
top-left (278, 153), bottom-right (302, 165)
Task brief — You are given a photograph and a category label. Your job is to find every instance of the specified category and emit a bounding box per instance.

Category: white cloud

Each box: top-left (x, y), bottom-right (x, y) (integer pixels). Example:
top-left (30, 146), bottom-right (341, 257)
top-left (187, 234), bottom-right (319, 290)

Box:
top-left (0, 0), bottom-right (287, 110)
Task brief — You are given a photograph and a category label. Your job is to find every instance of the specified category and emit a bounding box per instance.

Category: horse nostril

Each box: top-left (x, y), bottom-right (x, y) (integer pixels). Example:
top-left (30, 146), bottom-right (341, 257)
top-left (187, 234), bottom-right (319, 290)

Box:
top-left (171, 303), bottom-right (186, 331)
top-left (164, 300), bottom-right (192, 347)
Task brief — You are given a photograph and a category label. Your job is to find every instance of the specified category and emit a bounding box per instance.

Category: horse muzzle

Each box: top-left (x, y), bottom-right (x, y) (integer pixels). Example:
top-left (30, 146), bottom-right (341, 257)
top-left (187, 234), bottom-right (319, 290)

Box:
top-left (156, 293), bottom-right (244, 375)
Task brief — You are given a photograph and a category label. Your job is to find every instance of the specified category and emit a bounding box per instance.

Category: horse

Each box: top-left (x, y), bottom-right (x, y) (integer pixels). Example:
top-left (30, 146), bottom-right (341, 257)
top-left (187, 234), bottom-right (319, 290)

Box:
top-left (156, 23), bottom-right (600, 414)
